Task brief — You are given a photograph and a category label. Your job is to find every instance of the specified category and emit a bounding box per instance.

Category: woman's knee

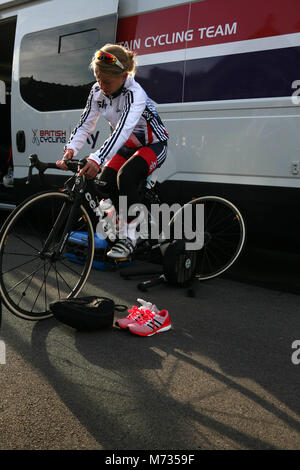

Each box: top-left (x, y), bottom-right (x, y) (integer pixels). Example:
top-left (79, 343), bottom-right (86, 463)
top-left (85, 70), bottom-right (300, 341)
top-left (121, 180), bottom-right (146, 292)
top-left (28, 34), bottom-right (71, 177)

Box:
top-left (117, 157), bottom-right (148, 193)
top-left (99, 166), bottom-right (116, 183)
top-left (117, 168), bottom-right (132, 194)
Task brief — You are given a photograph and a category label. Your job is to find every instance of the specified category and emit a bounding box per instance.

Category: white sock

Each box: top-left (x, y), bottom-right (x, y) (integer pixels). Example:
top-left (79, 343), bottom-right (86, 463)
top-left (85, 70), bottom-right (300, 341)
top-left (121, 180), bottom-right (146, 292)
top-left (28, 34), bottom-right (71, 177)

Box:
top-left (121, 220), bottom-right (138, 246)
top-left (137, 298), bottom-right (159, 313)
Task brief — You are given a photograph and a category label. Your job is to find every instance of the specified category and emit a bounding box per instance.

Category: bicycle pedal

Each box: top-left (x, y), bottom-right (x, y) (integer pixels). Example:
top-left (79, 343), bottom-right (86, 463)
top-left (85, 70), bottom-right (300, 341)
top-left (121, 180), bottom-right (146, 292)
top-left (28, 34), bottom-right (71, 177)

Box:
top-left (110, 256), bottom-right (132, 263)
top-left (117, 256), bottom-right (131, 262)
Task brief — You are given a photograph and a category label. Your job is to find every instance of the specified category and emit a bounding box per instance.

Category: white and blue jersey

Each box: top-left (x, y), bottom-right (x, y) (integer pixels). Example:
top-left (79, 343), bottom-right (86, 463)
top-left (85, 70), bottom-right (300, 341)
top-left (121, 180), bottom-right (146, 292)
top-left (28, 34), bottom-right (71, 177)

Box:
top-left (65, 75), bottom-right (168, 168)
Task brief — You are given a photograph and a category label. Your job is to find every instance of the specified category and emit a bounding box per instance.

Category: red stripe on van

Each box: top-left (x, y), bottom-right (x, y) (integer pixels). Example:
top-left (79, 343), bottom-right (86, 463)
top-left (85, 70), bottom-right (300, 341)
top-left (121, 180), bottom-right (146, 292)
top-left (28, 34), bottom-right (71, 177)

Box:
top-left (117, 0), bottom-right (300, 56)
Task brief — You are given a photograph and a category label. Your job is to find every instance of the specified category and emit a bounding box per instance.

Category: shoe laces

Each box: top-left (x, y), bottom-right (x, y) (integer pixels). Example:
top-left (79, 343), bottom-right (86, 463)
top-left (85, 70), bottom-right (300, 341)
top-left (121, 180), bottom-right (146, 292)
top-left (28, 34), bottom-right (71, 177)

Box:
top-left (135, 309), bottom-right (156, 326)
top-left (127, 305), bottom-right (145, 320)
top-left (127, 306), bottom-right (156, 326)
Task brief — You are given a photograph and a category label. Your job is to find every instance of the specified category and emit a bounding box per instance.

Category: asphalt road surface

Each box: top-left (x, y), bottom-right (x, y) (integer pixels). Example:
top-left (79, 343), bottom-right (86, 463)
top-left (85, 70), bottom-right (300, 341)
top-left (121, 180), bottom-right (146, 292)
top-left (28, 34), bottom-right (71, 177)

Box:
top-left (0, 249), bottom-right (300, 451)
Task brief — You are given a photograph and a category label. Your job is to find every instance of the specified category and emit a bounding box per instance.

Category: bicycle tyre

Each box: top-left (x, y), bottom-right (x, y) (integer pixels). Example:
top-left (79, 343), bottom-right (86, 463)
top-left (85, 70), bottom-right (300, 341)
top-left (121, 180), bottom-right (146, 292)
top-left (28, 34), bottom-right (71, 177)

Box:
top-left (168, 195), bottom-right (246, 280)
top-left (0, 190), bottom-right (95, 320)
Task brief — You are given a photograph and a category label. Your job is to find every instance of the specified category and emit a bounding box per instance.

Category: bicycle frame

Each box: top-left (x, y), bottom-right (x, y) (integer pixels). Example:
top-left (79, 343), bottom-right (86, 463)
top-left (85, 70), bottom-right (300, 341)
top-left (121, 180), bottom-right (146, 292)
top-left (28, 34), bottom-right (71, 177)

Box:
top-left (0, 154), bottom-right (246, 320)
top-left (40, 179), bottom-right (87, 259)
top-left (26, 154), bottom-right (158, 258)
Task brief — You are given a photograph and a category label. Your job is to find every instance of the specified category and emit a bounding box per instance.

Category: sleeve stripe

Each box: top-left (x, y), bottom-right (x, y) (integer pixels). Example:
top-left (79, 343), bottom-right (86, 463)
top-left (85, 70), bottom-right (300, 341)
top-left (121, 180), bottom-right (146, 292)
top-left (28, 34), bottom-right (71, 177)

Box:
top-left (142, 104), bottom-right (169, 142)
top-left (67, 88), bottom-right (94, 144)
top-left (97, 90), bottom-right (134, 165)
top-left (157, 145), bottom-right (167, 166)
top-left (149, 118), bottom-right (168, 141)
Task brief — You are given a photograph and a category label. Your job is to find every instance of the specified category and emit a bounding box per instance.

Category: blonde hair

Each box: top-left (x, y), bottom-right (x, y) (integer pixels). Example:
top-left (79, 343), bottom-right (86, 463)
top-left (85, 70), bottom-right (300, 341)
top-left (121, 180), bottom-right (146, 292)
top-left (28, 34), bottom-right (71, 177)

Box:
top-left (90, 44), bottom-right (136, 77)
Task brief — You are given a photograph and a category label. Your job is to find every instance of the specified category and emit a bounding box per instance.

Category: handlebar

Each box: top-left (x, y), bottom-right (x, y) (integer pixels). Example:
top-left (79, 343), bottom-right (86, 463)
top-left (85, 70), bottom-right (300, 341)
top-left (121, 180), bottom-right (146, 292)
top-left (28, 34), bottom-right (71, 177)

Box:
top-left (26, 154), bottom-right (87, 185)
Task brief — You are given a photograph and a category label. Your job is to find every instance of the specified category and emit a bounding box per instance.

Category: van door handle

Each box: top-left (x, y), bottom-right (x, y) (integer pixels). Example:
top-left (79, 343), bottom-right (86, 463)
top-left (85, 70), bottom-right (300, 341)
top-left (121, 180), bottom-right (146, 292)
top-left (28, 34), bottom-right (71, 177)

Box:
top-left (16, 130), bottom-right (26, 152)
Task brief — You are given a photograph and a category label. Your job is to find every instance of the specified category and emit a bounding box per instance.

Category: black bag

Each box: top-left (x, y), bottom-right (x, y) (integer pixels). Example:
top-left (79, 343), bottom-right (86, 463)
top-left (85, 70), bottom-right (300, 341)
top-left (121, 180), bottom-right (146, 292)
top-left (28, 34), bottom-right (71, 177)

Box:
top-left (49, 296), bottom-right (127, 331)
top-left (162, 239), bottom-right (198, 287)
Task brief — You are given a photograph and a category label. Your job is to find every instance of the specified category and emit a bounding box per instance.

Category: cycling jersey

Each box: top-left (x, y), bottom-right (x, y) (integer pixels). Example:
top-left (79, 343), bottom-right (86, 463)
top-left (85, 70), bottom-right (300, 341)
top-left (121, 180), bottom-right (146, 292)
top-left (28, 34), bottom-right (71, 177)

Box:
top-left (65, 75), bottom-right (169, 168)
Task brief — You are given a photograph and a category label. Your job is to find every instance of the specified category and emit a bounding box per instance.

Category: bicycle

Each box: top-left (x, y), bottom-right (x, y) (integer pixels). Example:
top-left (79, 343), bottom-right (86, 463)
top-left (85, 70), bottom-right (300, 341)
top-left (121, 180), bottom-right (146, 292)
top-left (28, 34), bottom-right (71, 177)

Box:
top-left (0, 154), bottom-right (246, 320)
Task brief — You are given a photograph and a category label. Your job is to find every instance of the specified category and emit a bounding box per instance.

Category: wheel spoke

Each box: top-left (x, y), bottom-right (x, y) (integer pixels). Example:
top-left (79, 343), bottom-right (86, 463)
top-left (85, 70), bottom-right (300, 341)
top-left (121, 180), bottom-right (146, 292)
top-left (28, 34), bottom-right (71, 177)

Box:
top-left (2, 255), bottom-right (41, 275)
top-left (13, 233), bottom-right (41, 253)
top-left (169, 196), bottom-right (245, 280)
top-left (53, 264), bottom-right (75, 293)
top-left (56, 257), bottom-right (87, 276)
top-left (0, 191), bottom-right (94, 319)
top-left (30, 263), bottom-right (52, 313)
top-left (205, 212), bottom-right (238, 232)
top-left (53, 263), bottom-right (61, 300)
top-left (7, 262), bottom-right (45, 294)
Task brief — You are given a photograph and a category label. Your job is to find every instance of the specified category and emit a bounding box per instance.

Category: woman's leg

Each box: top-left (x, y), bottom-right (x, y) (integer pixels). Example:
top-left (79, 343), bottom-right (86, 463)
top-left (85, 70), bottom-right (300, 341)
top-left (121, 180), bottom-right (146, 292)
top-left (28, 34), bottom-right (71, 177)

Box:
top-left (97, 154), bottom-right (126, 210)
top-left (106, 143), bottom-right (167, 258)
top-left (117, 154), bottom-right (149, 223)
top-left (117, 143), bottom-right (167, 222)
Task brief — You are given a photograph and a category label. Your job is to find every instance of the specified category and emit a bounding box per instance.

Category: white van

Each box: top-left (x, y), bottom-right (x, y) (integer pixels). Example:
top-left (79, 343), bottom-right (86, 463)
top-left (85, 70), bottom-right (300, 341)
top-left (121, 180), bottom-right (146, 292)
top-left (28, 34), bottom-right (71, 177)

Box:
top-left (0, 0), bottom-right (299, 248)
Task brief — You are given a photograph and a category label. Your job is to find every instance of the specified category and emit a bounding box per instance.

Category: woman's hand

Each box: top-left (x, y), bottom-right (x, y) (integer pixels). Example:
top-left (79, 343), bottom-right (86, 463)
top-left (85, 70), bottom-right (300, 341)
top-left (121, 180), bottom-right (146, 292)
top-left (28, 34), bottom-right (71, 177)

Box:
top-left (56, 149), bottom-right (74, 170)
top-left (78, 159), bottom-right (100, 179)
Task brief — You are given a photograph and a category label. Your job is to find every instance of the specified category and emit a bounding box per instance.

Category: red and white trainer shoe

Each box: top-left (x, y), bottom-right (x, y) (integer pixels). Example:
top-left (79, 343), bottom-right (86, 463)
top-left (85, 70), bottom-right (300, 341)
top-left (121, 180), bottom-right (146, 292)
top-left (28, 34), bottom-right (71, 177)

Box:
top-left (128, 309), bottom-right (171, 337)
top-left (115, 298), bottom-right (159, 330)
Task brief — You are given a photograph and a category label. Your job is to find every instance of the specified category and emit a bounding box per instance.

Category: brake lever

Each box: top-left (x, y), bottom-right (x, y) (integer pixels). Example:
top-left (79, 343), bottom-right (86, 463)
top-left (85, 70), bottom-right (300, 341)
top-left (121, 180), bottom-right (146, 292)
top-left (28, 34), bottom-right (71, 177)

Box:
top-left (26, 154), bottom-right (38, 185)
top-left (26, 155), bottom-right (88, 186)
top-left (26, 153), bottom-right (56, 186)
top-left (26, 164), bottom-right (33, 185)
top-left (65, 157), bottom-right (87, 173)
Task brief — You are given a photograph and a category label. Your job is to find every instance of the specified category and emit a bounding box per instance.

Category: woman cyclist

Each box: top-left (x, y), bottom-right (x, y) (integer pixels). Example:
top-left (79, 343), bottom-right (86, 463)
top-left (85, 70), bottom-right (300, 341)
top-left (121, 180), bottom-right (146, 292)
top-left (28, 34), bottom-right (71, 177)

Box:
top-left (57, 44), bottom-right (168, 259)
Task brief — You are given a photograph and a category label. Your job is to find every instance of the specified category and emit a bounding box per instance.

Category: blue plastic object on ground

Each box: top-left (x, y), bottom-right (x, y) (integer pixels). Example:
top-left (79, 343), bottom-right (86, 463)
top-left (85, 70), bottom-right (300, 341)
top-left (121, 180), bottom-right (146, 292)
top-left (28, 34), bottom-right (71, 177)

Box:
top-left (66, 231), bottom-right (133, 270)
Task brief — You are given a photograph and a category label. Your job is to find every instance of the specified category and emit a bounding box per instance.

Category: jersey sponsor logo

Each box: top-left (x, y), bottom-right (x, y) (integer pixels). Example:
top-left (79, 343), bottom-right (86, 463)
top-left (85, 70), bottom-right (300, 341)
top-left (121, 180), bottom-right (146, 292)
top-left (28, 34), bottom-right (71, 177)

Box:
top-left (97, 99), bottom-right (108, 109)
top-left (87, 131), bottom-right (100, 149)
top-left (149, 160), bottom-right (157, 172)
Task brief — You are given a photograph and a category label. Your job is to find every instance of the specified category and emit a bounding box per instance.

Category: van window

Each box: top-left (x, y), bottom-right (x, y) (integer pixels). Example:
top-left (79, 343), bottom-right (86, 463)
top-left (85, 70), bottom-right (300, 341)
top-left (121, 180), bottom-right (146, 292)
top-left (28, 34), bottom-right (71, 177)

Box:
top-left (19, 15), bottom-right (116, 111)
top-left (59, 29), bottom-right (99, 54)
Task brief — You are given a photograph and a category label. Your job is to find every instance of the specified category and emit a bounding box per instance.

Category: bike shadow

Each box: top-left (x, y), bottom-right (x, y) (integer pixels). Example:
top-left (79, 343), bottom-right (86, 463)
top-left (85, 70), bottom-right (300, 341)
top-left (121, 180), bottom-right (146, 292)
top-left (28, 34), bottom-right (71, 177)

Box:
top-left (26, 274), bottom-right (300, 450)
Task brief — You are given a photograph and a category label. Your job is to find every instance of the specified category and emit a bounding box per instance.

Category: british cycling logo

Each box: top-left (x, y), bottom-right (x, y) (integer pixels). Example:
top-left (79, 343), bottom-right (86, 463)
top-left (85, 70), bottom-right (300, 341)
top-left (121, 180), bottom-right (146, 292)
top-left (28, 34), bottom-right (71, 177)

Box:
top-left (32, 129), bottom-right (40, 145)
top-left (31, 128), bottom-right (100, 150)
top-left (32, 129), bottom-right (67, 145)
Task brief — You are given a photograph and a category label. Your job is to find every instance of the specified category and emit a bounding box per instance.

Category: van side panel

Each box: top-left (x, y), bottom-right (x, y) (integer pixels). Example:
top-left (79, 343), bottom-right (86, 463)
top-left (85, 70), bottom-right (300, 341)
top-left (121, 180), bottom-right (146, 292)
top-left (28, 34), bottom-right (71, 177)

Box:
top-left (1, 0), bottom-right (299, 251)
top-left (11, 0), bottom-right (118, 195)
top-left (117, 0), bottom-right (300, 250)
top-left (117, 0), bottom-right (300, 190)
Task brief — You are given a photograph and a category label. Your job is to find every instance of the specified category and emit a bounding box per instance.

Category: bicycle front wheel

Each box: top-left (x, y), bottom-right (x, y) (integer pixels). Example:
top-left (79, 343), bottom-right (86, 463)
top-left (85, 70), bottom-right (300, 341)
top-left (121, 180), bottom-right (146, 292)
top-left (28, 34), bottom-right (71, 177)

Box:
top-left (169, 196), bottom-right (246, 280)
top-left (0, 191), bottom-right (95, 320)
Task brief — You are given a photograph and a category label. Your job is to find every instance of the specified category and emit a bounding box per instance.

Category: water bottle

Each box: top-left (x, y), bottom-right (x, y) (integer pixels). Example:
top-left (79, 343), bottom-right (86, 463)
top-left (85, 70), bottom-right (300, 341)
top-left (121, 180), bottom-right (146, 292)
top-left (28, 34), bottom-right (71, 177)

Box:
top-left (98, 199), bottom-right (117, 242)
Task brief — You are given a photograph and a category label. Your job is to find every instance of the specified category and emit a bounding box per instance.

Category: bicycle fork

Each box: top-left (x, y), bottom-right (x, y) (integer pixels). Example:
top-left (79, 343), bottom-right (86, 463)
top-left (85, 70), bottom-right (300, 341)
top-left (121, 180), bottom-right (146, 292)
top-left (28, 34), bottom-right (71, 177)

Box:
top-left (39, 195), bottom-right (82, 261)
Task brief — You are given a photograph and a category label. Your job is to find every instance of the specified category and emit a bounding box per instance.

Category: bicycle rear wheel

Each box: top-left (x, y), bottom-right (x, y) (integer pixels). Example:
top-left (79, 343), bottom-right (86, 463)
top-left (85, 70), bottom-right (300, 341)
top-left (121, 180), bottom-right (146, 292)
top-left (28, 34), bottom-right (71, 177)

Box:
top-left (169, 196), bottom-right (246, 280)
top-left (0, 191), bottom-right (95, 320)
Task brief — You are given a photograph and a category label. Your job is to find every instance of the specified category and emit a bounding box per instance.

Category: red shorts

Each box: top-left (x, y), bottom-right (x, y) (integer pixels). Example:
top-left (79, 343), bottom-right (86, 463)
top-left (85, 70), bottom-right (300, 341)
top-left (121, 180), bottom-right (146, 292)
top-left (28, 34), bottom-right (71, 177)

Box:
top-left (105, 142), bottom-right (167, 176)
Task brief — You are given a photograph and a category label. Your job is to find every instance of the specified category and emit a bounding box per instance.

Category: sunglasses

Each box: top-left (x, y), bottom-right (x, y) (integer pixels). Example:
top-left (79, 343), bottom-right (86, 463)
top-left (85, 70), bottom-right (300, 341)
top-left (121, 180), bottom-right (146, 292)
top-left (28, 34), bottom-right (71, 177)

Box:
top-left (96, 50), bottom-right (125, 70)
